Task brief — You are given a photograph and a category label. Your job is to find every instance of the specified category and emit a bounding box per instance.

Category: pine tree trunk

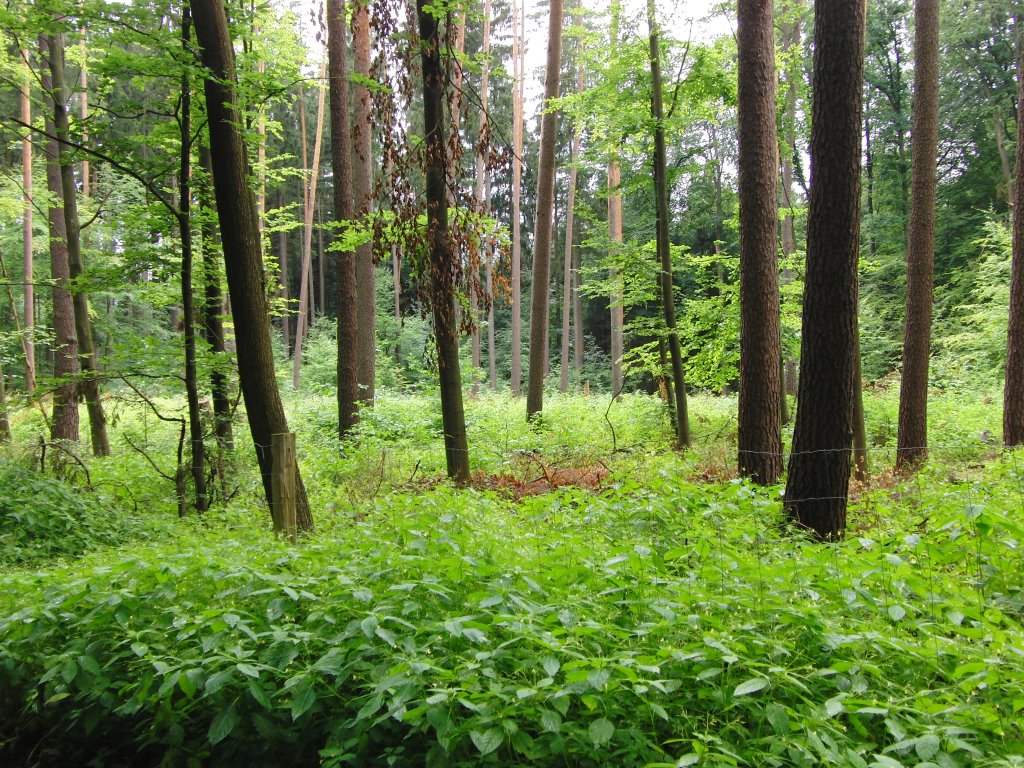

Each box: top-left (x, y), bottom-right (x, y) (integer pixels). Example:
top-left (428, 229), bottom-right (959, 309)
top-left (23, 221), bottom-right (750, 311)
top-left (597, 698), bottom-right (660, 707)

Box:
top-left (44, 33), bottom-right (109, 457)
top-left (737, 0), bottom-right (781, 480)
top-left (560, 59), bottom-right (582, 394)
top-left (510, 0), bottom-right (524, 396)
top-left (783, 0), bottom-right (865, 540)
top-left (352, 0), bottom-right (376, 404)
top-left (328, 0), bottom-right (360, 438)
top-left (192, 0), bottom-right (314, 531)
top-left (525, 0), bottom-right (563, 419)
top-left (418, 3), bottom-right (470, 481)
top-left (895, 0), bottom-right (939, 471)
top-left (471, 0), bottom-right (491, 392)
top-left (41, 52), bottom-right (79, 444)
top-left (1004, 42), bottom-right (1024, 446)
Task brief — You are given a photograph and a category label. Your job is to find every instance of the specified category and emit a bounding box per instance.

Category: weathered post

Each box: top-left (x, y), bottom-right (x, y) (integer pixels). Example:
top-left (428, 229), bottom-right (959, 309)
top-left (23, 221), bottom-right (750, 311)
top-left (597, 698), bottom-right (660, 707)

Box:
top-left (271, 432), bottom-right (296, 542)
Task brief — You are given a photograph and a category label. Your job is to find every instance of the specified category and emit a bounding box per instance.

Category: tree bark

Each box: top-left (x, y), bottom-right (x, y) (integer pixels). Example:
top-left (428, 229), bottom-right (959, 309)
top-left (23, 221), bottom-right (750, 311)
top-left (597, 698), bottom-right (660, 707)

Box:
top-left (21, 52), bottom-right (35, 394)
top-left (418, 3), bottom-right (470, 482)
top-left (649, 0), bottom-right (690, 447)
top-left (192, 0), bottom-right (313, 531)
top-left (560, 58), bottom-right (583, 394)
top-left (328, 0), bottom-right (360, 438)
top-left (783, 0), bottom-right (865, 540)
top-left (1004, 41), bottom-right (1024, 446)
top-left (44, 32), bottom-right (109, 457)
top-left (178, 11), bottom-right (208, 512)
top-left (510, 0), bottom-right (524, 396)
top-left (895, 0), bottom-right (939, 471)
top-left (472, 0), bottom-right (492, 392)
top-left (352, 0), bottom-right (376, 404)
top-left (737, 0), bottom-right (781, 480)
top-left (41, 47), bottom-right (79, 444)
top-left (608, 2), bottom-right (624, 396)
top-left (525, 0), bottom-right (563, 419)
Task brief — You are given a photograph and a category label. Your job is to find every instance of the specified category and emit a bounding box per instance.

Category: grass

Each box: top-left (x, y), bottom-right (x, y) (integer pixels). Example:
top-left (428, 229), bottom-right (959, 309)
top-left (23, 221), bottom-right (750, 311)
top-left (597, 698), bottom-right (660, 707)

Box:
top-left (1, 384), bottom-right (1022, 767)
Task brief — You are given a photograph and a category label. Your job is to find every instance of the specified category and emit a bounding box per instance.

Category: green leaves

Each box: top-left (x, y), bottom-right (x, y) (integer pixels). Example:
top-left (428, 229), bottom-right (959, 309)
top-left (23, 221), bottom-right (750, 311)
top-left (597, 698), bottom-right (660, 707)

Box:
top-left (208, 704), bottom-right (239, 745)
top-left (470, 727), bottom-right (503, 756)
top-left (732, 677), bottom-right (768, 697)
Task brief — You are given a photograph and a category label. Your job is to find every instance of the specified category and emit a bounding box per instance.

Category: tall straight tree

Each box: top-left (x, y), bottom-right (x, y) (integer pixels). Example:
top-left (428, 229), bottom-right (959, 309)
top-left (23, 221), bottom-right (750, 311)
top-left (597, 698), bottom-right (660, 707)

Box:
top-left (417, 1), bottom-right (470, 481)
top-left (895, 0), bottom-right (939, 470)
top-left (648, 0), bottom-right (690, 447)
top-left (510, 0), bottom-right (524, 396)
top-left (525, 0), bottom-right (563, 419)
top-left (352, 0), bottom-right (375, 404)
top-left (1004, 41), bottom-right (1024, 446)
top-left (737, 0), bottom-right (782, 481)
top-left (473, 0), bottom-right (493, 390)
top-left (608, 0), bottom-right (624, 396)
top-left (559, 60), bottom-right (582, 394)
top-left (43, 32), bottom-right (110, 457)
top-left (783, 0), bottom-right (866, 539)
top-left (20, 51), bottom-right (35, 393)
top-left (328, 0), bottom-right (359, 437)
top-left (191, 0), bottom-right (314, 531)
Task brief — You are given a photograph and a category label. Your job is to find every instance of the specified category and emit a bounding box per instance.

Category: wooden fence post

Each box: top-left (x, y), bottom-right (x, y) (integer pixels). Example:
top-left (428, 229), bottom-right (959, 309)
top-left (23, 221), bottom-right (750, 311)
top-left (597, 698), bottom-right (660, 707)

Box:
top-left (271, 432), bottom-right (296, 542)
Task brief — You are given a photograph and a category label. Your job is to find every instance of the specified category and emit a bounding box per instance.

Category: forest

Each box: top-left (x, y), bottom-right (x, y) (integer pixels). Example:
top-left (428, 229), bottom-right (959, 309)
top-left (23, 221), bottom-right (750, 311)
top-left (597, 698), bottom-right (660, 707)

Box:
top-left (1, 0), bottom-right (1023, 763)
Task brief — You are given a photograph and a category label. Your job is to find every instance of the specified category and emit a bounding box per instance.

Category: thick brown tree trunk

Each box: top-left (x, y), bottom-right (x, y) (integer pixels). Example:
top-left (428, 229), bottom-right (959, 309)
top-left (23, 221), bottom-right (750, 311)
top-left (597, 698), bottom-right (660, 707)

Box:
top-left (525, 0), bottom-right (563, 420)
top-left (352, 0), bottom-right (376, 404)
top-left (737, 0), bottom-right (781, 481)
top-left (418, 3), bottom-right (470, 482)
top-left (328, 0), bottom-right (360, 438)
top-left (192, 0), bottom-right (313, 531)
top-left (783, 0), bottom-right (865, 540)
top-left (895, 0), bottom-right (939, 471)
top-left (1004, 43), bottom-right (1024, 446)
top-left (44, 33), bottom-right (109, 457)
top-left (648, 0), bottom-right (690, 446)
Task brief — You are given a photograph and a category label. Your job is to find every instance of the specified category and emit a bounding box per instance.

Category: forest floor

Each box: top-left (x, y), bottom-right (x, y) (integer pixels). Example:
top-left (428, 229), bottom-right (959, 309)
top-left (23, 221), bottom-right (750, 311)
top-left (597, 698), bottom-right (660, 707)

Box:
top-left (1, 386), bottom-right (1023, 767)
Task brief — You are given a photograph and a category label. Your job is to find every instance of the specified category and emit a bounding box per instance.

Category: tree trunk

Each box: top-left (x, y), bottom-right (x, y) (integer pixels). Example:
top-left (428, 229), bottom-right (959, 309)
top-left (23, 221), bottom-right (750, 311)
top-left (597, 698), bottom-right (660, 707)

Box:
top-left (277, 190), bottom-right (291, 354)
top-left (352, 0), bottom-right (376, 404)
top-left (783, 0), bottom-right (865, 540)
top-left (471, 0), bottom-right (492, 393)
top-left (608, 2), bottom-right (624, 396)
top-left (560, 58), bottom-right (582, 394)
top-left (1004, 41), bottom-right (1024, 446)
top-left (192, 0), bottom-right (314, 531)
top-left (525, 0), bottom-right (563, 419)
top-left (328, 0), bottom-right (360, 438)
top-left (21, 52), bottom-right (35, 393)
top-left (41, 50), bottom-right (79, 444)
top-left (178, 11), bottom-right (208, 512)
top-left (199, 148), bottom-right (234, 450)
top-left (292, 60), bottom-right (328, 390)
top-left (418, 3), bottom-right (470, 482)
top-left (44, 32), bottom-right (110, 457)
top-left (895, 0), bottom-right (939, 471)
top-left (573, 230), bottom-right (584, 374)
top-left (737, 0), bottom-right (781, 480)
top-left (510, 0), bottom-right (524, 396)
top-left (853, 318), bottom-right (869, 482)
top-left (780, 10), bottom-right (801, 411)
top-left (649, 0), bottom-right (690, 447)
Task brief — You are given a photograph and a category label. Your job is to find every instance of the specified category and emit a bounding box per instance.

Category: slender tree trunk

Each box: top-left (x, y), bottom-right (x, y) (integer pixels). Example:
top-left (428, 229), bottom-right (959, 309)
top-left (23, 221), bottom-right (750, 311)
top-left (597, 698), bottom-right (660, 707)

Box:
top-left (178, 10), bottom-right (208, 512)
top-left (192, 0), bottom-right (314, 531)
top-left (608, 1), bottom-right (624, 396)
top-left (525, 0), bottom-right (563, 419)
top-left (418, 3), bottom-right (470, 481)
top-left (352, 0), bottom-right (376, 404)
top-left (41, 52), bottom-right (79, 444)
top-left (328, 0), bottom-right (360, 437)
top-left (510, 0), bottom-right (524, 396)
top-left (277, 190), bottom-right (291, 353)
top-left (864, 98), bottom-right (878, 259)
top-left (783, 0), bottom-right (865, 540)
top-left (648, 0), bottom-right (690, 446)
top-left (0, 364), bottom-right (10, 443)
top-left (896, 0), bottom-right (939, 471)
top-left (737, 0), bottom-right (781, 479)
top-left (1004, 41), bottom-right (1024, 446)
top-left (853, 317), bottom-right (869, 481)
top-left (573, 230), bottom-right (584, 374)
top-left (780, 10), bottom-right (801, 412)
top-left (392, 243), bottom-right (402, 361)
top-left (471, 0), bottom-right (492, 393)
top-left (199, 147), bottom-right (233, 450)
top-left (44, 32), bottom-right (109, 457)
top-left (78, 29), bottom-right (88, 197)
top-left (292, 60), bottom-right (328, 390)
top-left (21, 52), bottom-right (35, 393)
top-left (560, 59), bottom-right (582, 394)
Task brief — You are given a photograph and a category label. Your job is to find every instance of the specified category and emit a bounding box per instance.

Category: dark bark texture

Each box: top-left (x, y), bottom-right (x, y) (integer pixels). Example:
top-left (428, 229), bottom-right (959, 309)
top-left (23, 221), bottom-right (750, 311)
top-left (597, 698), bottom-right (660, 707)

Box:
top-left (896, 0), bottom-right (939, 470)
top-left (737, 0), bottom-right (781, 481)
top-left (418, 3), bottom-right (470, 482)
top-left (783, 0), bottom-right (866, 540)
top-left (1005, 42), bottom-right (1024, 445)
top-left (192, 0), bottom-right (313, 531)
top-left (525, 0), bottom-right (563, 419)
top-left (328, 0), bottom-right (360, 438)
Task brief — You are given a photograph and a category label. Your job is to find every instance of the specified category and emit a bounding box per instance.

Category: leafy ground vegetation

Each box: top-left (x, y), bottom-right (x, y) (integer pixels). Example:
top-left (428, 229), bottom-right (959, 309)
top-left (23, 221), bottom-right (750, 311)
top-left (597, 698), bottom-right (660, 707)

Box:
top-left (1, 387), bottom-right (1023, 767)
